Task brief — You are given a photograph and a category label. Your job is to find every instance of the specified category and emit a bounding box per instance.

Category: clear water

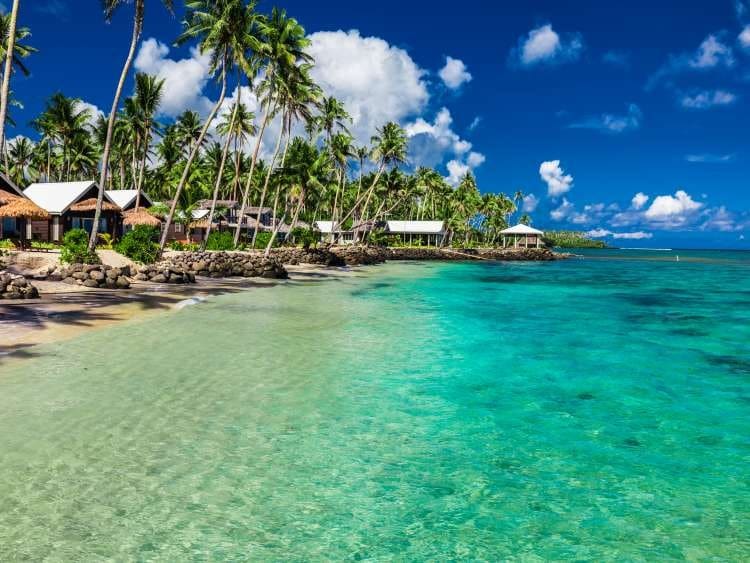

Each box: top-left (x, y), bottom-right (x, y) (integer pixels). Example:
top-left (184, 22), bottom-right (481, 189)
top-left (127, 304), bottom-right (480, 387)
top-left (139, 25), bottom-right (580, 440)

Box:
top-left (1, 251), bottom-right (749, 560)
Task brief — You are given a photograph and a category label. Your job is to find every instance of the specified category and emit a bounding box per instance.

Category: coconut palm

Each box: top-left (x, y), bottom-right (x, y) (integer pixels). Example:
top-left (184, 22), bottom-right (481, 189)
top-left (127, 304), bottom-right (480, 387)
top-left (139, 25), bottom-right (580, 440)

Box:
top-left (7, 135), bottom-right (35, 185)
top-left (159, 0), bottom-right (262, 253)
top-left (317, 96), bottom-right (350, 142)
top-left (174, 110), bottom-right (205, 156)
top-left (217, 100), bottom-right (256, 200)
top-left (234, 6), bottom-right (313, 246)
top-left (90, 0), bottom-right (175, 252)
top-left (132, 73), bottom-right (164, 208)
top-left (0, 4), bottom-right (36, 161)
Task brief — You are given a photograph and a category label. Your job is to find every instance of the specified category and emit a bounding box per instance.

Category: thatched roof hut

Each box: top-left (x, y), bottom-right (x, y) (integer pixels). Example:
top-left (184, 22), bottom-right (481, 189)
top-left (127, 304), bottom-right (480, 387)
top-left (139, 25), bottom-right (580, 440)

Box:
top-left (69, 198), bottom-right (120, 212)
top-left (0, 189), bottom-right (20, 205)
top-left (0, 197), bottom-right (50, 220)
top-left (122, 208), bottom-right (161, 227)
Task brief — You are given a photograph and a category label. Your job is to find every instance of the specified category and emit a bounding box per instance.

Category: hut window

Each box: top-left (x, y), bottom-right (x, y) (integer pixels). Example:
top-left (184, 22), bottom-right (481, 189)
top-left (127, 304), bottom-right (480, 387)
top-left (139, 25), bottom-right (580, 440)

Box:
top-left (175, 224), bottom-right (182, 233)
top-left (72, 217), bottom-right (82, 229)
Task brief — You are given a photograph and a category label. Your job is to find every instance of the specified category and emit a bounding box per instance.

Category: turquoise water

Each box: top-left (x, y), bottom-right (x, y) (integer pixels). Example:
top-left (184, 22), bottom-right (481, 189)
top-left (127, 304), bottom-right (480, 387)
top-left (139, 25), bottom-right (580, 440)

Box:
top-left (1, 250), bottom-right (749, 560)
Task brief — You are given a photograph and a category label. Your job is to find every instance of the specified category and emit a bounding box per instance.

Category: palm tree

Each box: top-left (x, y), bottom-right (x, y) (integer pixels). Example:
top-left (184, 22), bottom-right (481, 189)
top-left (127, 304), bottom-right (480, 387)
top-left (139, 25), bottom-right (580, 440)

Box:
top-left (0, 3), bottom-right (36, 162)
top-left (174, 110), bottom-right (205, 156)
top-left (217, 100), bottom-right (256, 201)
top-left (159, 0), bottom-right (261, 253)
top-left (132, 73), bottom-right (164, 208)
top-left (7, 135), bottom-right (34, 184)
top-left (89, 0), bottom-right (175, 252)
top-left (234, 7), bottom-right (312, 246)
top-left (317, 96), bottom-right (350, 142)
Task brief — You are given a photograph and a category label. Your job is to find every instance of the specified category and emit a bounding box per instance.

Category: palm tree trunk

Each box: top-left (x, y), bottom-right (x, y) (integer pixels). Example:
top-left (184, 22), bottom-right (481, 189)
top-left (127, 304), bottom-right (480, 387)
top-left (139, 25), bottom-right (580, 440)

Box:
top-left (0, 0), bottom-right (19, 163)
top-left (250, 110), bottom-right (284, 247)
top-left (159, 65), bottom-right (228, 253)
top-left (201, 90), bottom-right (241, 250)
top-left (88, 0), bottom-right (144, 252)
top-left (337, 162), bottom-right (385, 243)
top-left (233, 102), bottom-right (273, 246)
top-left (135, 129), bottom-right (151, 209)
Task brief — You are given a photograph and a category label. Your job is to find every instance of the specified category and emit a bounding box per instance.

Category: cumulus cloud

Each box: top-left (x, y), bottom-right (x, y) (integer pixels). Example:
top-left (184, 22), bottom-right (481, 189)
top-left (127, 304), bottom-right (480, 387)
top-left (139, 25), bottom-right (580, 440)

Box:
top-left (405, 108), bottom-right (484, 183)
top-left (135, 38), bottom-right (213, 117)
top-left (438, 56), bottom-right (472, 89)
top-left (510, 24), bottom-right (583, 67)
top-left (685, 153), bottom-right (736, 163)
top-left (568, 103), bottom-right (642, 134)
top-left (522, 194), bottom-right (539, 212)
top-left (740, 25), bottom-right (750, 48)
top-left (632, 192), bottom-right (649, 210)
top-left (680, 89), bottom-right (737, 109)
top-left (647, 34), bottom-right (735, 89)
top-left (700, 206), bottom-right (741, 231)
top-left (539, 160), bottom-right (573, 197)
top-left (643, 189), bottom-right (703, 227)
top-left (307, 30), bottom-right (429, 147)
top-left (550, 198), bottom-right (575, 221)
top-left (586, 229), bottom-right (653, 240)
top-left (75, 100), bottom-right (104, 128)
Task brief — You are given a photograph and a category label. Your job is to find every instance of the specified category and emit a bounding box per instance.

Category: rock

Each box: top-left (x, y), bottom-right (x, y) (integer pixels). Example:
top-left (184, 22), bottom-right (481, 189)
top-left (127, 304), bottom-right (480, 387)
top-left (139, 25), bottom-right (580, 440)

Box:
top-left (134, 273), bottom-right (149, 281)
top-left (83, 279), bottom-right (100, 288)
top-left (72, 271), bottom-right (88, 280)
top-left (89, 270), bottom-right (105, 282)
top-left (63, 277), bottom-right (77, 285)
top-left (116, 276), bottom-right (130, 289)
top-left (151, 274), bottom-right (167, 283)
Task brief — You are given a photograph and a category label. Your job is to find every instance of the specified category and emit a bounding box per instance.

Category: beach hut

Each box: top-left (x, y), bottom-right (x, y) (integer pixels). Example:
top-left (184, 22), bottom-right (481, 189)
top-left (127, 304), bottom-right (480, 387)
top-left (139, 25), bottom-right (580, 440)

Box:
top-left (23, 181), bottom-right (121, 242)
top-left (122, 208), bottom-right (161, 228)
top-left (0, 173), bottom-right (27, 239)
top-left (315, 221), bottom-right (355, 244)
top-left (0, 196), bottom-right (50, 249)
top-left (385, 221), bottom-right (446, 246)
top-left (500, 224), bottom-right (545, 249)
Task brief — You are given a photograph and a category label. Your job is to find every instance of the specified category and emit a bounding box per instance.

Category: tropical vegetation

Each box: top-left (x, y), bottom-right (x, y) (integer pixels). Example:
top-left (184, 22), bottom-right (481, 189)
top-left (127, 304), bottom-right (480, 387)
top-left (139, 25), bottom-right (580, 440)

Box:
top-left (0, 0), bottom-right (540, 253)
top-left (544, 231), bottom-right (608, 249)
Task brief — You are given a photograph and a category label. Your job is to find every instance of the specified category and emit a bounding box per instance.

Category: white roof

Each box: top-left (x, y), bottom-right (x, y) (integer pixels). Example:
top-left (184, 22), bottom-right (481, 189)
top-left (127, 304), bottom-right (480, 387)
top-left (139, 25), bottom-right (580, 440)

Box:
top-left (500, 224), bottom-right (544, 235)
top-left (316, 221), bottom-right (346, 234)
top-left (106, 189), bottom-right (152, 209)
top-left (192, 209), bottom-right (210, 220)
top-left (386, 221), bottom-right (445, 234)
top-left (24, 181), bottom-right (113, 215)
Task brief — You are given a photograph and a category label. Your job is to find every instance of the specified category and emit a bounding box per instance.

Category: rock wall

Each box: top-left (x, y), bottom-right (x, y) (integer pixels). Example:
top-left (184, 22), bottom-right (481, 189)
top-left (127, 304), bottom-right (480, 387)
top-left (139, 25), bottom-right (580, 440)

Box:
top-left (0, 271), bottom-right (40, 299)
top-left (269, 245), bottom-right (565, 266)
top-left (49, 264), bottom-right (132, 289)
top-left (159, 251), bottom-right (288, 279)
top-left (134, 265), bottom-right (196, 284)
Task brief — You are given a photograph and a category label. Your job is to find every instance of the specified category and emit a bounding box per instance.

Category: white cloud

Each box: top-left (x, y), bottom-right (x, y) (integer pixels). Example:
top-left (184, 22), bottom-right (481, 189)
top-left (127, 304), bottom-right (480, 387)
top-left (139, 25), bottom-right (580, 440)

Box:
top-left (644, 189), bottom-right (703, 226)
top-left (647, 34), bottom-right (735, 89)
top-left (307, 30), bottom-right (429, 147)
top-left (631, 192), bottom-right (649, 210)
top-left (740, 25), bottom-right (750, 48)
top-left (685, 153), bottom-right (736, 163)
top-left (680, 90), bottom-right (737, 109)
top-left (586, 229), bottom-right (653, 240)
top-left (438, 56), bottom-right (472, 89)
top-left (701, 206), bottom-right (742, 232)
top-left (550, 198), bottom-right (574, 221)
top-left (75, 100), bottom-right (104, 128)
top-left (602, 51), bottom-right (629, 67)
top-left (445, 160), bottom-right (470, 186)
top-left (468, 116), bottom-right (482, 131)
top-left (539, 160), bottom-right (573, 197)
top-left (466, 152), bottom-right (485, 167)
top-left (134, 38), bottom-right (213, 118)
top-left (522, 193), bottom-right (539, 212)
top-left (568, 103), bottom-right (642, 134)
top-left (511, 24), bottom-right (583, 67)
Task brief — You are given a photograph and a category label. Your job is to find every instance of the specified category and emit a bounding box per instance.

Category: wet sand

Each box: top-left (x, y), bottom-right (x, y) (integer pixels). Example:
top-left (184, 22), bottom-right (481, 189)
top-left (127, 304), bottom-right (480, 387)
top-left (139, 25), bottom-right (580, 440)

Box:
top-left (0, 265), bottom-right (354, 361)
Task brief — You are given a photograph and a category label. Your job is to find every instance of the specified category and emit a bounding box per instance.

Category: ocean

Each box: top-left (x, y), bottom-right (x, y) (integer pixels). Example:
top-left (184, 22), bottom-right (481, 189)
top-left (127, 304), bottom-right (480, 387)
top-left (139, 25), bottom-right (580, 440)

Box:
top-left (1, 250), bottom-right (749, 559)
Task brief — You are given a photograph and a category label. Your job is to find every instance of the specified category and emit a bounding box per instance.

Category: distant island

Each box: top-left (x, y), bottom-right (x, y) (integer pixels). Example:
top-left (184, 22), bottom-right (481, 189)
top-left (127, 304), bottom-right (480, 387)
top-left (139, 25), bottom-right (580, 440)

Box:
top-left (544, 231), bottom-right (610, 249)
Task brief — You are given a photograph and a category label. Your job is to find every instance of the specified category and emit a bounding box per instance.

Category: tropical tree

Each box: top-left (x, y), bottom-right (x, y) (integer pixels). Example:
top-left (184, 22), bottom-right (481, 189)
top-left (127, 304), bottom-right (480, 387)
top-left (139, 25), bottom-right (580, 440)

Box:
top-left (159, 0), bottom-right (261, 253)
top-left (132, 72), bottom-right (164, 208)
top-left (89, 0), bottom-right (175, 252)
top-left (7, 135), bottom-right (35, 184)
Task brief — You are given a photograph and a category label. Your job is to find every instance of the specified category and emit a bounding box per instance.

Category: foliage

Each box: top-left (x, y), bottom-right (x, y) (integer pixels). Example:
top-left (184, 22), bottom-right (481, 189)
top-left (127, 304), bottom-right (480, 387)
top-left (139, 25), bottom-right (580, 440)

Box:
top-left (249, 231), bottom-right (274, 249)
top-left (543, 231), bottom-right (608, 249)
top-left (97, 233), bottom-right (114, 249)
top-left (168, 240), bottom-right (199, 251)
top-left (289, 227), bottom-right (319, 249)
top-left (367, 230), bottom-right (396, 247)
top-left (60, 229), bottom-right (99, 264)
top-left (116, 226), bottom-right (160, 264)
top-left (204, 231), bottom-right (236, 251)
top-left (30, 240), bottom-right (56, 251)
top-left (0, 239), bottom-right (16, 250)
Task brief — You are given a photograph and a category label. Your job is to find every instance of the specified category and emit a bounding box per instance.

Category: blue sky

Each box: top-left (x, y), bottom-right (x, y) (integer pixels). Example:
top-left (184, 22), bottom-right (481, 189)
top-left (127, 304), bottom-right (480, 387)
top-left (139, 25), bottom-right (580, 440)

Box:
top-left (5, 0), bottom-right (750, 248)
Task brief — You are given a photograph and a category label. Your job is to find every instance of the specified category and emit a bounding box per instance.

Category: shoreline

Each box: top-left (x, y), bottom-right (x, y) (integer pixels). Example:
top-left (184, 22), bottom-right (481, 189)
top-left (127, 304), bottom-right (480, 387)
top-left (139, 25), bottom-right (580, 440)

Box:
top-left (0, 264), bottom-right (353, 362)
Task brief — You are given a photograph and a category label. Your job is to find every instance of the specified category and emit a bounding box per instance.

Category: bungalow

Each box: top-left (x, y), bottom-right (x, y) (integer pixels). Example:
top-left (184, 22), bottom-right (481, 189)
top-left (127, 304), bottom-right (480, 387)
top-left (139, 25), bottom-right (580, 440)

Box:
top-left (315, 221), bottom-right (355, 244)
top-left (386, 221), bottom-right (446, 246)
top-left (500, 224), bottom-right (545, 249)
top-left (0, 173), bottom-right (26, 238)
top-left (23, 181), bottom-right (121, 242)
top-left (106, 189), bottom-right (153, 213)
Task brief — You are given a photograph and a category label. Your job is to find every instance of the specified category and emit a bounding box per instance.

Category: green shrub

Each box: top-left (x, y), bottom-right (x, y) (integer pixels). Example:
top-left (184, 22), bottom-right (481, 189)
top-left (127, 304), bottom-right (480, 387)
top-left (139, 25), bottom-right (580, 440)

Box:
top-left (60, 229), bottom-right (99, 264)
top-left (31, 240), bottom-right (56, 251)
top-left (0, 239), bottom-right (15, 250)
top-left (167, 240), bottom-right (199, 251)
top-left (116, 225), bottom-right (159, 264)
top-left (249, 231), bottom-right (274, 249)
top-left (97, 233), bottom-right (114, 249)
top-left (205, 231), bottom-right (235, 251)
top-left (290, 227), bottom-right (319, 249)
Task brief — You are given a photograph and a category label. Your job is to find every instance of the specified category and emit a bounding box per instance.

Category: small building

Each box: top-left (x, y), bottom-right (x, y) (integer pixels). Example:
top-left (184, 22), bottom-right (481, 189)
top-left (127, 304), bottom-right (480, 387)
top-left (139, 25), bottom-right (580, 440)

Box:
top-left (315, 221), bottom-right (355, 244)
top-left (386, 221), bottom-right (446, 246)
top-left (0, 173), bottom-right (26, 238)
top-left (500, 224), bottom-right (545, 249)
top-left (23, 181), bottom-right (121, 242)
top-left (106, 189), bottom-right (153, 212)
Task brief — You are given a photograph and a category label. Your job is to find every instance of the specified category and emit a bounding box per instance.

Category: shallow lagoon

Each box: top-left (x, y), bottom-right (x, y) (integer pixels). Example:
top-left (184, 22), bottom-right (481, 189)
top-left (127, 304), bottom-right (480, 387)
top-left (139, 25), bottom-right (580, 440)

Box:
top-left (1, 251), bottom-right (749, 559)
